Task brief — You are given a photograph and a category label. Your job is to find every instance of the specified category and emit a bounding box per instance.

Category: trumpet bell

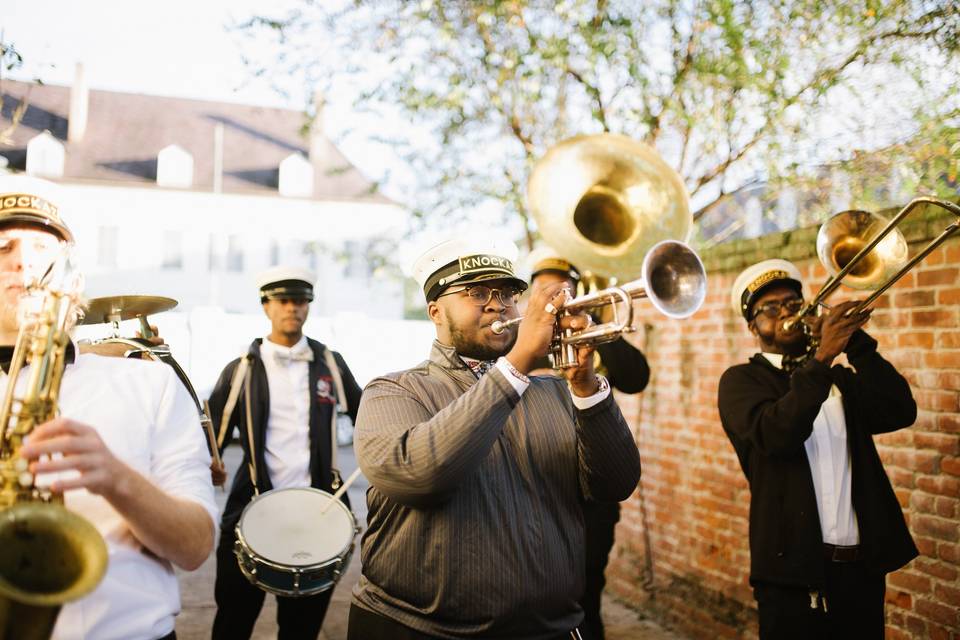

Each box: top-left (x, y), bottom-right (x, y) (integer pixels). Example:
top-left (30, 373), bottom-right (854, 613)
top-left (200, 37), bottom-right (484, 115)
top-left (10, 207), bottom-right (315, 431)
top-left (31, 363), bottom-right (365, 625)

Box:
top-left (817, 209), bottom-right (909, 290)
top-left (642, 240), bottom-right (707, 319)
top-left (528, 133), bottom-right (691, 281)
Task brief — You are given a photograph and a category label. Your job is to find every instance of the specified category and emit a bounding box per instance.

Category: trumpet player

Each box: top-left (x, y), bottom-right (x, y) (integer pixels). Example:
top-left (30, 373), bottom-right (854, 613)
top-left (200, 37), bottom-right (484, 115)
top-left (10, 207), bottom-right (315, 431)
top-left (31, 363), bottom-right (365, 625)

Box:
top-left (348, 235), bottom-right (640, 640)
top-left (718, 259), bottom-right (918, 639)
top-left (0, 176), bottom-right (217, 640)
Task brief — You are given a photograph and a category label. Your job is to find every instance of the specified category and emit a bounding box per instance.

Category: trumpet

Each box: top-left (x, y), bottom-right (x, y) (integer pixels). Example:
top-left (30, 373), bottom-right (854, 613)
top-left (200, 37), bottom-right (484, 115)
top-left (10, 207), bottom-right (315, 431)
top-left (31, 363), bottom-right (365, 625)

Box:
top-left (782, 196), bottom-right (960, 332)
top-left (492, 239), bottom-right (706, 368)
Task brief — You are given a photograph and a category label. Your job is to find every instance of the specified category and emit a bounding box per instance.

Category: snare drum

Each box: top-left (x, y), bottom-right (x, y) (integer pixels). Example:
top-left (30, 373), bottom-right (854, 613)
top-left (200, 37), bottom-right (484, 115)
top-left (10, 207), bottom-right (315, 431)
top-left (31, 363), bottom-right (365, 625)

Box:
top-left (234, 487), bottom-right (358, 597)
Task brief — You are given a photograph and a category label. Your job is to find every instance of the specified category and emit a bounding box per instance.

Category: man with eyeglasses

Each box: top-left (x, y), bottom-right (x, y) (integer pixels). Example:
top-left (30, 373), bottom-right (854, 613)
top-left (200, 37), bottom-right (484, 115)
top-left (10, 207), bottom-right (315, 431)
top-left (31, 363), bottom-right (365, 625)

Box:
top-left (718, 259), bottom-right (917, 639)
top-left (348, 236), bottom-right (641, 640)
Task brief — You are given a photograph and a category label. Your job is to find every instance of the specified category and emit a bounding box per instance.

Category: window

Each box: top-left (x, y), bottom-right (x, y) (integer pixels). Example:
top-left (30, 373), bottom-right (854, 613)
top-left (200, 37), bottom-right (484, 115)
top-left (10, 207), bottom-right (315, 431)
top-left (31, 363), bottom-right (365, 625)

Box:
top-left (227, 234), bottom-right (244, 272)
top-left (161, 230), bottom-right (183, 270)
top-left (269, 240), bottom-right (280, 266)
top-left (97, 226), bottom-right (118, 268)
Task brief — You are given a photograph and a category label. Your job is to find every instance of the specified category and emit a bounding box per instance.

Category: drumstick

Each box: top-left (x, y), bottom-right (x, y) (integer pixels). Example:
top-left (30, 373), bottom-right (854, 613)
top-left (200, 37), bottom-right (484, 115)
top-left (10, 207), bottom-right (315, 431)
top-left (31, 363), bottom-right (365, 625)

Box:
top-left (320, 467), bottom-right (363, 514)
top-left (202, 400), bottom-right (224, 469)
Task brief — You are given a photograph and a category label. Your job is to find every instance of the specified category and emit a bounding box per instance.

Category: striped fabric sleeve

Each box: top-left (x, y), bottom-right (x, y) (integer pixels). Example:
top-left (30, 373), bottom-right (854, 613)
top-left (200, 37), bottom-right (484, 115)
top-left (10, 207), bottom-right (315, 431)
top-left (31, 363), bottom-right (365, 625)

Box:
top-left (354, 367), bottom-right (520, 507)
top-left (575, 393), bottom-right (641, 502)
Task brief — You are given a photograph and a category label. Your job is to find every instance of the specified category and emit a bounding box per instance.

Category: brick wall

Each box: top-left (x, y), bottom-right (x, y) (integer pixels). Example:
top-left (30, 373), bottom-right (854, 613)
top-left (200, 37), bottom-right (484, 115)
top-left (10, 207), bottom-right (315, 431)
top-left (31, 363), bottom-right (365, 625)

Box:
top-left (607, 201), bottom-right (960, 639)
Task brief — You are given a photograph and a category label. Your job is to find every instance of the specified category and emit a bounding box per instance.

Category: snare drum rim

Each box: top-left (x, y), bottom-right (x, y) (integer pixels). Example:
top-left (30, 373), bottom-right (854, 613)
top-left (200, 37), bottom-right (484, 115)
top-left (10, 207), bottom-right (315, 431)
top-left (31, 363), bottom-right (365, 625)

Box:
top-left (235, 486), bottom-right (357, 570)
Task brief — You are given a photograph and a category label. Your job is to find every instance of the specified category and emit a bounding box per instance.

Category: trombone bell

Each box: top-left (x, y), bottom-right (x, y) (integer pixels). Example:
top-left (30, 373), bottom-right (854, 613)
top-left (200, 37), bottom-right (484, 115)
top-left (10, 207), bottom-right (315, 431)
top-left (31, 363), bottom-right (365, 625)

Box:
top-left (816, 209), bottom-right (909, 290)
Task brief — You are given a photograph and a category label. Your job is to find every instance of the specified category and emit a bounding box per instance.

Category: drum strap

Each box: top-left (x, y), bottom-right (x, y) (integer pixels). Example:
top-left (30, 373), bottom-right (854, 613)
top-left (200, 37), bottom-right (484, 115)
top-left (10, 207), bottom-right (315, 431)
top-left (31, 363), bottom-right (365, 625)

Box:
top-left (217, 355), bottom-right (250, 450)
top-left (322, 348), bottom-right (348, 488)
top-left (217, 354), bottom-right (260, 493)
top-left (243, 361), bottom-right (259, 493)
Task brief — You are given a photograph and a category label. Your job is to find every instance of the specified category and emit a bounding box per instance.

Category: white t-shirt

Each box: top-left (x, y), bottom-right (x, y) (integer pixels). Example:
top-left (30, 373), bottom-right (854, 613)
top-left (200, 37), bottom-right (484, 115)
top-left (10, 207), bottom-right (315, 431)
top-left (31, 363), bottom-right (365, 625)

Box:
top-left (0, 353), bottom-right (219, 640)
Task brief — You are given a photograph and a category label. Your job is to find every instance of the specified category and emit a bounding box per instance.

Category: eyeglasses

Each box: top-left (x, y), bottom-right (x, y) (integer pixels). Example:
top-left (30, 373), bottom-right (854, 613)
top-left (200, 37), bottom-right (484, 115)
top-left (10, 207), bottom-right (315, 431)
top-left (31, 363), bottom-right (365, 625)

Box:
top-left (752, 298), bottom-right (804, 319)
top-left (437, 284), bottom-right (522, 307)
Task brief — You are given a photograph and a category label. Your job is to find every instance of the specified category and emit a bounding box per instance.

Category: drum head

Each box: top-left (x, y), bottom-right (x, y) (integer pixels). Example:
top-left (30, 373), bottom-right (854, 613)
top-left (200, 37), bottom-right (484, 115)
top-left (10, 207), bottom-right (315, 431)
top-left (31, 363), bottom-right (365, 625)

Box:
top-left (239, 488), bottom-right (354, 567)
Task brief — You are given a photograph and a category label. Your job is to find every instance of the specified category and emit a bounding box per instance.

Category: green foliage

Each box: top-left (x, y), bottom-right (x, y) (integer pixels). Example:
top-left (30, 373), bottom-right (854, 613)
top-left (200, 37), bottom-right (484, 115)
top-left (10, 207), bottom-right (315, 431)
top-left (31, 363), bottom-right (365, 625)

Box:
top-left (239, 0), bottom-right (960, 247)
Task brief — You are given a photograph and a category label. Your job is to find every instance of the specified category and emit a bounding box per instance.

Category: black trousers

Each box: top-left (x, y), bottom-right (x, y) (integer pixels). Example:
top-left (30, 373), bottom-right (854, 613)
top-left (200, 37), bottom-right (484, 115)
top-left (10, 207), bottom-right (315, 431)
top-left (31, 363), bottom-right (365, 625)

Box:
top-left (347, 603), bottom-right (582, 640)
top-left (754, 559), bottom-right (886, 640)
top-left (579, 500), bottom-right (620, 640)
top-left (211, 531), bottom-right (334, 640)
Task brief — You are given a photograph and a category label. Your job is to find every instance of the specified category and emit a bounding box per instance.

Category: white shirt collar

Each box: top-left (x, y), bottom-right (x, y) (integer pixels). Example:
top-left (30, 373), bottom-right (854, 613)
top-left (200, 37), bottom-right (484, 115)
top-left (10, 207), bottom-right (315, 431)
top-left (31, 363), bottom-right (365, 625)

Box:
top-left (261, 335), bottom-right (309, 355)
top-left (761, 352), bottom-right (784, 369)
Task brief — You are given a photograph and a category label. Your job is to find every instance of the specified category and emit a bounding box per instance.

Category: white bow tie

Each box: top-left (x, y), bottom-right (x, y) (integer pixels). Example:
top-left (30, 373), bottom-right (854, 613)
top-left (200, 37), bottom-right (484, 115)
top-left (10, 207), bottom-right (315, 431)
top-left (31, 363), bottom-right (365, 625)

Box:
top-left (273, 348), bottom-right (314, 364)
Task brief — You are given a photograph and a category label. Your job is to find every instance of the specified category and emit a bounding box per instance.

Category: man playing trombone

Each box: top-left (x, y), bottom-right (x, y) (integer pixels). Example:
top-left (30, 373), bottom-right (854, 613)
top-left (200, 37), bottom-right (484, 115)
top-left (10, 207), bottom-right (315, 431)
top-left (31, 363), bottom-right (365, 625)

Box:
top-left (718, 259), bottom-right (918, 639)
top-left (348, 235), bottom-right (641, 639)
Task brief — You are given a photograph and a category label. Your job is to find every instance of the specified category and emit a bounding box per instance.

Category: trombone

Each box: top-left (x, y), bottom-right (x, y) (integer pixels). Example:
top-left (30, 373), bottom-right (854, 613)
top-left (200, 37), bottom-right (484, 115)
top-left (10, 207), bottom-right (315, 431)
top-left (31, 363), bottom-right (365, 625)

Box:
top-left (783, 196), bottom-right (960, 331)
top-left (492, 239), bottom-right (706, 368)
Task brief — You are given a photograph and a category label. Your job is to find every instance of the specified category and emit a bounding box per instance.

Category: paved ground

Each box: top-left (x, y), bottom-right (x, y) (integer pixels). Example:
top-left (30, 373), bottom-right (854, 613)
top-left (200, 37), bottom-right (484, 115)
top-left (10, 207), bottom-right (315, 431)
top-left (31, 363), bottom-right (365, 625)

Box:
top-left (175, 445), bottom-right (683, 640)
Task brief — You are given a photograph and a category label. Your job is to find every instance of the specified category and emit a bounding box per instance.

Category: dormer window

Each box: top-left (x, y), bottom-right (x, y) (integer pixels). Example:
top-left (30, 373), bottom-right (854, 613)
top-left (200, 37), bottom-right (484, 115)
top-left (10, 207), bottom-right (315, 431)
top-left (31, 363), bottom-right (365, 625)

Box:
top-left (26, 131), bottom-right (66, 178)
top-left (157, 144), bottom-right (194, 188)
top-left (278, 153), bottom-right (314, 198)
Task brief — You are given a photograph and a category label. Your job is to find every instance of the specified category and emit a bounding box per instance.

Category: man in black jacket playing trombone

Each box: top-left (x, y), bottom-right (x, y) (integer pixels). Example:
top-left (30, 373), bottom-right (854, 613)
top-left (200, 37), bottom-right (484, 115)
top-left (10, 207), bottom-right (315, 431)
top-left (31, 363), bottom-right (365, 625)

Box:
top-left (718, 259), bottom-right (917, 639)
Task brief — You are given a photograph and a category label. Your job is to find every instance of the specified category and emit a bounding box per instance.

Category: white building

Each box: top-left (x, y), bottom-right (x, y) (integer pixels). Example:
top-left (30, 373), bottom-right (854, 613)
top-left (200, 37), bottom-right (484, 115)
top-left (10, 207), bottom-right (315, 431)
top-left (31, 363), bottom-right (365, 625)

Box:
top-left (0, 72), bottom-right (429, 391)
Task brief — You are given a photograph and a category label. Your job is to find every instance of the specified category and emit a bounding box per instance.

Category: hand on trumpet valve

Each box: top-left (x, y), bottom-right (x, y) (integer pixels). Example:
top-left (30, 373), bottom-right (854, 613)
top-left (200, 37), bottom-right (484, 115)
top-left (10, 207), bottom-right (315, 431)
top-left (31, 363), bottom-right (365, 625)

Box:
top-left (812, 300), bottom-right (872, 365)
top-left (505, 283), bottom-right (572, 374)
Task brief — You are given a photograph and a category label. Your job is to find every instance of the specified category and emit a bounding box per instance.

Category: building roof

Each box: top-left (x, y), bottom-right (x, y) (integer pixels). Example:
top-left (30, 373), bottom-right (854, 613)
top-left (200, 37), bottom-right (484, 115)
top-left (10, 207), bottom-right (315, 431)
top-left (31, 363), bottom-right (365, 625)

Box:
top-left (0, 79), bottom-right (391, 203)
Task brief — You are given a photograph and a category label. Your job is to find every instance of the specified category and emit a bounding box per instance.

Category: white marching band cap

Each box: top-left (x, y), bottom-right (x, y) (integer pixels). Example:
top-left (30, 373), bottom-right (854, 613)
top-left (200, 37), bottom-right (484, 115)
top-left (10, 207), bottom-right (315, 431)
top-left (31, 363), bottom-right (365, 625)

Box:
top-left (0, 174), bottom-right (73, 242)
top-left (413, 235), bottom-right (527, 301)
top-left (256, 265), bottom-right (316, 302)
top-left (730, 259), bottom-right (804, 319)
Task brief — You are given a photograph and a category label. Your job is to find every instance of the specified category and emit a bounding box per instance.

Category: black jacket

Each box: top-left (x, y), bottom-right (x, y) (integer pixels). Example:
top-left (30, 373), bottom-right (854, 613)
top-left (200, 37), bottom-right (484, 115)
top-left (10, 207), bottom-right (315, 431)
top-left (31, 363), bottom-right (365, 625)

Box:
top-left (207, 337), bottom-right (362, 532)
top-left (717, 330), bottom-right (918, 588)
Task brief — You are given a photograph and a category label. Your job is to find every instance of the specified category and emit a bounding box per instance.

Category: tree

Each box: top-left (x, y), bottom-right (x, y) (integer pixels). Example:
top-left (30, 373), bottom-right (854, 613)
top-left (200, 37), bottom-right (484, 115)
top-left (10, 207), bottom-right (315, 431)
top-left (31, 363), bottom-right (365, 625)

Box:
top-left (239, 0), bottom-right (960, 249)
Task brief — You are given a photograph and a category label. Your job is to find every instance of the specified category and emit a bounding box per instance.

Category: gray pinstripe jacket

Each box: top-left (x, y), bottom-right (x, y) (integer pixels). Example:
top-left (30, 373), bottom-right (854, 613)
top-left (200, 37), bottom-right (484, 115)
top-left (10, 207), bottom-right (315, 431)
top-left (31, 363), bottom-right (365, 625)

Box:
top-left (352, 340), bottom-right (641, 639)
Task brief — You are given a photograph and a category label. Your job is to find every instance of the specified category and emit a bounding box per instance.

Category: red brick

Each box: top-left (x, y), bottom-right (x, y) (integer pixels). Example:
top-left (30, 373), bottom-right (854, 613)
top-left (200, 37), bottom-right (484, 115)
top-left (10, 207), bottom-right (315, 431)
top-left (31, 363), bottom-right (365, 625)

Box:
top-left (915, 431), bottom-right (960, 455)
top-left (898, 331), bottom-right (935, 349)
top-left (916, 475), bottom-right (960, 499)
top-left (886, 589), bottom-right (913, 609)
top-left (935, 414), bottom-right (960, 434)
top-left (915, 557), bottom-right (959, 581)
top-left (912, 492), bottom-right (936, 513)
top-left (885, 627), bottom-right (910, 640)
top-left (937, 331), bottom-right (960, 348)
top-left (915, 598), bottom-right (960, 627)
top-left (911, 516), bottom-right (960, 542)
top-left (928, 623), bottom-right (951, 640)
top-left (939, 542), bottom-right (960, 563)
top-left (935, 496), bottom-right (958, 518)
top-left (934, 582), bottom-right (960, 607)
top-left (924, 351), bottom-right (960, 368)
top-left (912, 309), bottom-right (958, 327)
top-left (918, 268), bottom-right (959, 287)
top-left (940, 456), bottom-right (960, 476)
top-left (938, 288), bottom-right (960, 305)
top-left (915, 536), bottom-right (937, 556)
top-left (905, 613), bottom-right (928, 635)
top-left (888, 570), bottom-right (932, 594)
top-left (896, 290), bottom-right (937, 307)
top-left (914, 390), bottom-right (959, 412)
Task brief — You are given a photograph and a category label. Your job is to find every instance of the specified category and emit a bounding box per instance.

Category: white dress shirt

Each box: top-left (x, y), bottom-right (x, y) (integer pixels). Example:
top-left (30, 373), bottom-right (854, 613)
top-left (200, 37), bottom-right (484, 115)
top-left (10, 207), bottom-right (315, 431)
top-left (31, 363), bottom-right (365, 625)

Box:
top-left (1, 353), bottom-right (219, 640)
top-left (762, 352), bottom-right (860, 545)
top-left (259, 336), bottom-right (312, 490)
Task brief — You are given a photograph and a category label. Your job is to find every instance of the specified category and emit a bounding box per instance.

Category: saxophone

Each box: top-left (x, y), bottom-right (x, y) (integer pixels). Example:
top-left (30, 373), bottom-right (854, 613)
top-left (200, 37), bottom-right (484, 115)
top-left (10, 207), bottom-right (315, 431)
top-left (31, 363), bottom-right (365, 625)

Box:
top-left (0, 250), bottom-right (107, 640)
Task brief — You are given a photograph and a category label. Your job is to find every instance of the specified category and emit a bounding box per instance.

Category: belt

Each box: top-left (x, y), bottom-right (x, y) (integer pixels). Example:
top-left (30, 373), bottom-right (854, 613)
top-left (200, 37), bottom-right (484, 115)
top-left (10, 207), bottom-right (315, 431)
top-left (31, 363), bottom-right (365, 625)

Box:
top-left (823, 543), bottom-right (859, 562)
